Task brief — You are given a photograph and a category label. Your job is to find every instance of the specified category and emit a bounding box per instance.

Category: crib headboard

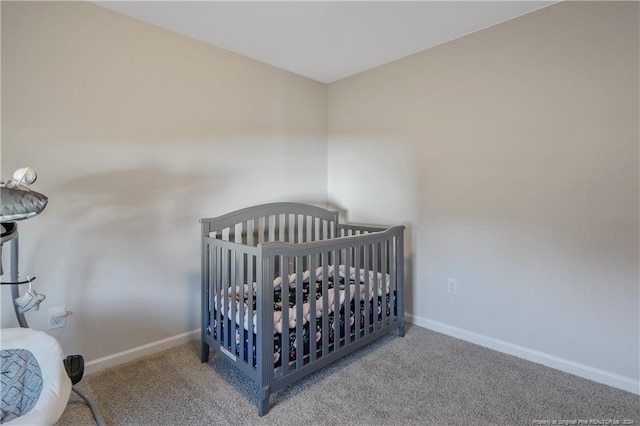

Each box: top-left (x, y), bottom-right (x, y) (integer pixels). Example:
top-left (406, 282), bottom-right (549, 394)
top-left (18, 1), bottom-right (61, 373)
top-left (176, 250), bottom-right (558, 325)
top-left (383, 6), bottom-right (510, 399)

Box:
top-left (200, 202), bottom-right (339, 246)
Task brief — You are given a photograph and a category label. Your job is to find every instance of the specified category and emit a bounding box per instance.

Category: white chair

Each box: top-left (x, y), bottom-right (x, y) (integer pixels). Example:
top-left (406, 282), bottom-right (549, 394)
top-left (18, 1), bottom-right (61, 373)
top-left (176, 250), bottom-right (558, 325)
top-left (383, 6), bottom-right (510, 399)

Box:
top-left (1, 327), bottom-right (71, 425)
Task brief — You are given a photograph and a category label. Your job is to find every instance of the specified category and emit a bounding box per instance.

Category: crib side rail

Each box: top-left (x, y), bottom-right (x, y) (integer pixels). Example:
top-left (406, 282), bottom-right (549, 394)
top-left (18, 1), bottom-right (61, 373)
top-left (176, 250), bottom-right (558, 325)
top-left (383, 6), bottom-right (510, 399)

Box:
top-left (259, 225), bottom-right (405, 393)
top-left (261, 225), bottom-right (404, 256)
top-left (337, 223), bottom-right (388, 235)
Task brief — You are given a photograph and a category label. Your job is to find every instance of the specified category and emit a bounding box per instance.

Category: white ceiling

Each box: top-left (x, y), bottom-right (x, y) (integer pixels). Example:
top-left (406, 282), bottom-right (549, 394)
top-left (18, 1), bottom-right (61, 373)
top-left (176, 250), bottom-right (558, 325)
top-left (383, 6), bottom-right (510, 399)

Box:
top-left (94, 1), bottom-right (555, 84)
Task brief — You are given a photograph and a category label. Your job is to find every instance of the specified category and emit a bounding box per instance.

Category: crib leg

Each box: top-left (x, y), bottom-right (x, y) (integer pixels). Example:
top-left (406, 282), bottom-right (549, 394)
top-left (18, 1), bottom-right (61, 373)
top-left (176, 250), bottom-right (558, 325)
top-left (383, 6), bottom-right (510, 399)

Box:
top-left (398, 320), bottom-right (405, 337)
top-left (258, 385), bottom-right (270, 416)
top-left (201, 341), bottom-right (210, 363)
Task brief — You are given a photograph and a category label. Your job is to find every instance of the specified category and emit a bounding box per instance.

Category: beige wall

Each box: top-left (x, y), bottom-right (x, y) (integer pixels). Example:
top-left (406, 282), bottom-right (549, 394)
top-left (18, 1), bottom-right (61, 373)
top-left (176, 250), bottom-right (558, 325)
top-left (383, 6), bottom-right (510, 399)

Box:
top-left (2, 0), bottom-right (638, 392)
top-left (328, 1), bottom-right (639, 386)
top-left (1, 1), bottom-right (327, 360)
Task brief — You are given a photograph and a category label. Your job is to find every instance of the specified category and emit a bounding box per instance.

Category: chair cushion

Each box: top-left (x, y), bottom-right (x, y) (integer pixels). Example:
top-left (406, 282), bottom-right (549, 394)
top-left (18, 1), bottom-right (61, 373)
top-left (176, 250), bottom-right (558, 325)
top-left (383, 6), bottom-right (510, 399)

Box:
top-left (0, 349), bottom-right (43, 424)
top-left (0, 187), bottom-right (48, 222)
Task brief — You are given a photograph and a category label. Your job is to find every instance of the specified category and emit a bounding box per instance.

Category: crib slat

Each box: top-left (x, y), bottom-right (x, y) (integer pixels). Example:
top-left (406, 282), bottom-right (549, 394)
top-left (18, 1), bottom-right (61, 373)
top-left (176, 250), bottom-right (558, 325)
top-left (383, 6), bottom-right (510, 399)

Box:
top-left (218, 247), bottom-right (225, 347)
top-left (275, 215), bottom-right (280, 241)
top-left (285, 215), bottom-right (290, 242)
top-left (382, 241), bottom-right (388, 325)
top-left (216, 247), bottom-right (221, 345)
top-left (242, 221), bottom-right (247, 245)
top-left (239, 252), bottom-right (246, 364)
top-left (248, 254), bottom-right (254, 368)
top-left (207, 243), bottom-right (214, 343)
top-left (332, 249), bottom-right (340, 349)
top-left (281, 256), bottom-right (290, 373)
top-left (302, 215), bottom-right (308, 243)
top-left (231, 250), bottom-right (238, 352)
top-left (309, 254), bottom-right (317, 364)
top-left (257, 250), bottom-right (273, 415)
top-left (364, 244), bottom-right (371, 336)
top-left (214, 248), bottom-right (220, 343)
top-left (295, 256), bottom-right (303, 370)
top-left (344, 247), bottom-right (351, 346)
top-left (284, 214), bottom-right (290, 243)
top-left (373, 243), bottom-right (379, 332)
top-left (321, 258), bottom-right (329, 357)
top-left (250, 219), bottom-right (256, 246)
top-left (396, 234), bottom-right (405, 336)
top-left (390, 238), bottom-right (396, 320)
top-left (391, 238), bottom-right (401, 319)
top-left (354, 246), bottom-right (361, 341)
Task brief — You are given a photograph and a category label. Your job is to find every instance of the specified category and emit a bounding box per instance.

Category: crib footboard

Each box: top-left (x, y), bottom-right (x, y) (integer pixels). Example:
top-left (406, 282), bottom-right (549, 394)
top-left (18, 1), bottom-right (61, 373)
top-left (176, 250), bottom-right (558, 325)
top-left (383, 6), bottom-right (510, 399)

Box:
top-left (257, 225), bottom-right (404, 415)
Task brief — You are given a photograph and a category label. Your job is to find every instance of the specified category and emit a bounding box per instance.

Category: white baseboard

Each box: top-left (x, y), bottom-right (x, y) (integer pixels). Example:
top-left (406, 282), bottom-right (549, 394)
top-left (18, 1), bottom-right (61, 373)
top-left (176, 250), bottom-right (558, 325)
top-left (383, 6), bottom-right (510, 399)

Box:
top-left (406, 314), bottom-right (639, 395)
top-left (83, 320), bottom-right (639, 396)
top-left (84, 329), bottom-right (200, 375)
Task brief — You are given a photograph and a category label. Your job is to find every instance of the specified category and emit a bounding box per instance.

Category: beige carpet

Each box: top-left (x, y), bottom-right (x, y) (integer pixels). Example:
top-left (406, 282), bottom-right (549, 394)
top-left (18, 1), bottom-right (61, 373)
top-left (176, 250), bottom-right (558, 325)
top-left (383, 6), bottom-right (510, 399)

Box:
top-left (57, 325), bottom-right (639, 425)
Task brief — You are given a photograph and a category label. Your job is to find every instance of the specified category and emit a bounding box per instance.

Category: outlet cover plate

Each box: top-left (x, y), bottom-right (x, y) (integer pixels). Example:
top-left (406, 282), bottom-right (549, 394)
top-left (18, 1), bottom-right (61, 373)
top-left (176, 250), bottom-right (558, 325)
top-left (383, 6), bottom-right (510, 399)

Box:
top-left (48, 306), bottom-right (66, 330)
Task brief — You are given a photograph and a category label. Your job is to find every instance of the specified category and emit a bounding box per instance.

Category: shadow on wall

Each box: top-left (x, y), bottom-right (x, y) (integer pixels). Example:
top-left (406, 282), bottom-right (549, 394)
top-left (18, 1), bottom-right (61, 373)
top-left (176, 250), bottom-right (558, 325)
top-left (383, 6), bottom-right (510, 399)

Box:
top-left (50, 164), bottom-right (213, 220)
top-left (46, 164), bottom-right (218, 236)
top-left (28, 165), bottom-right (222, 334)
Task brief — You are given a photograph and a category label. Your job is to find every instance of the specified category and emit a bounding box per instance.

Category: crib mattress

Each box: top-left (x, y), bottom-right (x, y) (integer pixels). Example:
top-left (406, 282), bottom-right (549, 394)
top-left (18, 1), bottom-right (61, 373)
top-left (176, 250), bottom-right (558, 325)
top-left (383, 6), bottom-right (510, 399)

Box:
top-left (207, 267), bottom-right (397, 368)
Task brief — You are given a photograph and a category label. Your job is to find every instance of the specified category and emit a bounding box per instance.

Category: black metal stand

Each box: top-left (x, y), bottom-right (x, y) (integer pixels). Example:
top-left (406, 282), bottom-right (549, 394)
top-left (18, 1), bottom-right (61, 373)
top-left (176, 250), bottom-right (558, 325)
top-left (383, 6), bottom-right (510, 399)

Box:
top-left (1, 221), bottom-right (106, 426)
top-left (1, 222), bottom-right (28, 327)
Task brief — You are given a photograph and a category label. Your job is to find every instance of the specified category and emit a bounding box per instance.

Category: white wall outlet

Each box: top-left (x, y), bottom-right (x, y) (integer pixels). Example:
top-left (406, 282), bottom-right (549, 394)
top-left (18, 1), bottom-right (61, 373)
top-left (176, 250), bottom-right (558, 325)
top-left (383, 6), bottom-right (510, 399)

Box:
top-left (447, 277), bottom-right (458, 295)
top-left (48, 306), bottom-right (67, 330)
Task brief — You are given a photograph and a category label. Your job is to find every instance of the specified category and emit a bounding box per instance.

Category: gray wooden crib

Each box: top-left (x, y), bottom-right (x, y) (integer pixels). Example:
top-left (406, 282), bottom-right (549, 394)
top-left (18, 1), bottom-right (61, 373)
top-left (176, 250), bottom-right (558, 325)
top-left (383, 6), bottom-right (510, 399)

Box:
top-left (200, 202), bottom-right (404, 415)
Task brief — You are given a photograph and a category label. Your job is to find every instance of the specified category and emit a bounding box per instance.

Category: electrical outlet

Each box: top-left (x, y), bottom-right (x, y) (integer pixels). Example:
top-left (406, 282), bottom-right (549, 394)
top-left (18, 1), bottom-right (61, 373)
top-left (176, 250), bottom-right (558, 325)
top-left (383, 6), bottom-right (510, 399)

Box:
top-left (447, 277), bottom-right (458, 295)
top-left (48, 306), bottom-right (67, 330)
